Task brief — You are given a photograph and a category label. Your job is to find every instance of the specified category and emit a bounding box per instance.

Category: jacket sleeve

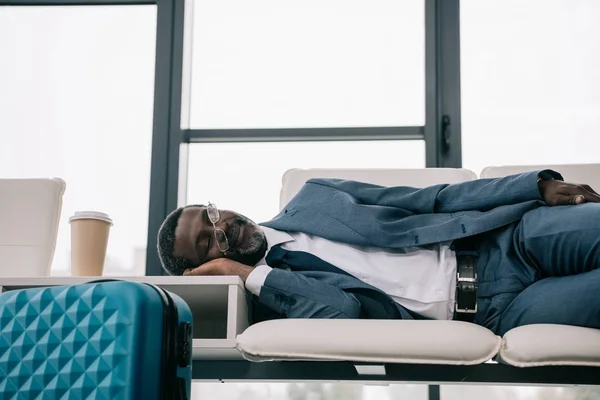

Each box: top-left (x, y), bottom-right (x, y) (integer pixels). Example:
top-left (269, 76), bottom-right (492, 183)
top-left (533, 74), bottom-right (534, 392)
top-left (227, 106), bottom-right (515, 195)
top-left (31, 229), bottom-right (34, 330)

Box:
top-left (254, 268), bottom-right (362, 319)
top-left (311, 169), bottom-right (563, 214)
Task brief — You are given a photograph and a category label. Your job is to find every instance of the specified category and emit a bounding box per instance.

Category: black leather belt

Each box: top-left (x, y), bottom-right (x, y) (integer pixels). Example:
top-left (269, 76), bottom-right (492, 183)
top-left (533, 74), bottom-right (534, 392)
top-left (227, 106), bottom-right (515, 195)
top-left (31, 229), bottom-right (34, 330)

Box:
top-left (453, 252), bottom-right (478, 323)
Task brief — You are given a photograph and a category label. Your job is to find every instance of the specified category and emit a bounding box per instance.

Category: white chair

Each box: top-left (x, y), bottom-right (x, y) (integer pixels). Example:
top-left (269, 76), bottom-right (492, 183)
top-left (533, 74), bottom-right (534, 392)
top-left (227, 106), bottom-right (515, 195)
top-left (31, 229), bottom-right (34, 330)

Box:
top-left (0, 178), bottom-right (66, 277)
top-left (280, 168), bottom-right (478, 209)
top-left (482, 164), bottom-right (600, 368)
top-left (237, 167), bottom-right (505, 367)
top-left (238, 166), bottom-right (600, 370)
top-left (481, 163), bottom-right (600, 187)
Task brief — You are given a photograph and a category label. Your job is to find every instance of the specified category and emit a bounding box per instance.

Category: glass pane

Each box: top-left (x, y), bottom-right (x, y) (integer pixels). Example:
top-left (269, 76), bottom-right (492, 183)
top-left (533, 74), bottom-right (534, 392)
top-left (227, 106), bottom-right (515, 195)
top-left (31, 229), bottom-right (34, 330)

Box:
top-left (191, 382), bottom-right (428, 400)
top-left (186, 140), bottom-right (424, 223)
top-left (0, 6), bottom-right (157, 275)
top-left (461, 0), bottom-right (600, 175)
top-left (442, 385), bottom-right (600, 400)
top-left (187, 0), bottom-right (425, 129)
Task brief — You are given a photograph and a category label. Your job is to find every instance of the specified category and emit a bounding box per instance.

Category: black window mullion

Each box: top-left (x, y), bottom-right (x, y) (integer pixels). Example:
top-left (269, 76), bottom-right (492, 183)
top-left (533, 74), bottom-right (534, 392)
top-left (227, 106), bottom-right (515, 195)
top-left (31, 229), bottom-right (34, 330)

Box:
top-left (184, 126), bottom-right (424, 143)
top-left (145, 0), bottom-right (183, 276)
top-left (425, 0), bottom-right (462, 168)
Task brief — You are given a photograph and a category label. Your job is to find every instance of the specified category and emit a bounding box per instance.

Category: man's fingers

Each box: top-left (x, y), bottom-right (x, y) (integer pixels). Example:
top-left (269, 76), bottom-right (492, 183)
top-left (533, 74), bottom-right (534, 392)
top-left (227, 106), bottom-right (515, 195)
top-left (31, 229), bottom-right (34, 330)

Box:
top-left (581, 185), bottom-right (600, 202)
top-left (582, 184), bottom-right (600, 196)
top-left (545, 181), bottom-right (600, 206)
top-left (183, 268), bottom-right (200, 276)
top-left (183, 266), bottom-right (209, 276)
top-left (561, 191), bottom-right (599, 206)
top-left (555, 193), bottom-right (586, 206)
top-left (572, 195), bottom-right (586, 205)
top-left (558, 184), bottom-right (600, 205)
top-left (577, 186), bottom-right (600, 203)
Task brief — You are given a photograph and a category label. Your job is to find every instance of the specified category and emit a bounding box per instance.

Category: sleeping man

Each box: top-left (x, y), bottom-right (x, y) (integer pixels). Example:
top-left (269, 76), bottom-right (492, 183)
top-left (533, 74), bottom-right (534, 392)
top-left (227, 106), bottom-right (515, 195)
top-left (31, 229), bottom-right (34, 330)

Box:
top-left (157, 170), bottom-right (600, 336)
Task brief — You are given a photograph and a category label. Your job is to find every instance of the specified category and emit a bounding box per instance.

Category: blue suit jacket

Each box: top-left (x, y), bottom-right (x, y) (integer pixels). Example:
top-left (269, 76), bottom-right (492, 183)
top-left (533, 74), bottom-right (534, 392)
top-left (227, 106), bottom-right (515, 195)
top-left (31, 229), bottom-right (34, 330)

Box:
top-left (251, 169), bottom-right (562, 322)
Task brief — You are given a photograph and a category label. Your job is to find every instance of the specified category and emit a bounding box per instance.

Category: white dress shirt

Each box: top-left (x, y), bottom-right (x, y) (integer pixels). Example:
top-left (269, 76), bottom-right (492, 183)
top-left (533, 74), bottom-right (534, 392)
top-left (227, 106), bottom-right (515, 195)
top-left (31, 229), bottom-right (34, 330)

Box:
top-left (246, 226), bottom-right (457, 320)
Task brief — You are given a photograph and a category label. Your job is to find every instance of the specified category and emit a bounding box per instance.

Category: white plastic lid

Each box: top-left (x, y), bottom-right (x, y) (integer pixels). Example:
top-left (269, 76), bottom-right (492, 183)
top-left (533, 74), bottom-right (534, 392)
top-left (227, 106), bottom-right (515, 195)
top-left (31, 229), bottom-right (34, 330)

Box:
top-left (69, 211), bottom-right (113, 225)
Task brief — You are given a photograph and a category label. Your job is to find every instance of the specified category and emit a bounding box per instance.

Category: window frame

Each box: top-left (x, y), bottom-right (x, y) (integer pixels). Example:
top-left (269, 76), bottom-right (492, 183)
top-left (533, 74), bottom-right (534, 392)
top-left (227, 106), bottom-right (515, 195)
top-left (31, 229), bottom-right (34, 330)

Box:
top-left (0, 0), bottom-right (461, 305)
top-left (0, 0), bottom-right (462, 279)
top-left (145, 0), bottom-right (462, 279)
top-left (1, 0), bottom-right (167, 277)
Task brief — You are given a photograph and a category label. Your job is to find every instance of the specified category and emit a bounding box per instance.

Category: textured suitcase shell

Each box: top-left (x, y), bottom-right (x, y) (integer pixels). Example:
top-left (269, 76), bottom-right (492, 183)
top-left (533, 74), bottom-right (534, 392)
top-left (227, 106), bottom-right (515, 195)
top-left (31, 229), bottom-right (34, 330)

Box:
top-left (0, 281), bottom-right (192, 399)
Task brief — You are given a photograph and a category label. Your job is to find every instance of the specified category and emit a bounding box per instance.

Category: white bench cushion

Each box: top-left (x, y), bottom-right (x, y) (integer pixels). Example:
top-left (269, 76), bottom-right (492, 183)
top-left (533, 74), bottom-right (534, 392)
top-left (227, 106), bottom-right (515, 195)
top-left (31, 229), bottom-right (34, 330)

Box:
top-left (481, 163), bottom-right (600, 188)
top-left (237, 319), bottom-right (501, 365)
top-left (500, 324), bottom-right (600, 367)
top-left (280, 168), bottom-right (477, 210)
top-left (481, 164), bottom-right (600, 368)
top-left (266, 166), bottom-right (600, 368)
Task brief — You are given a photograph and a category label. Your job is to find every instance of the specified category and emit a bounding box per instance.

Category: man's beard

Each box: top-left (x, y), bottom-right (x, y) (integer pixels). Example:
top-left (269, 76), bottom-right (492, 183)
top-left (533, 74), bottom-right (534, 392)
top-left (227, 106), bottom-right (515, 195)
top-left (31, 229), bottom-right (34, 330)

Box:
top-left (226, 217), bottom-right (267, 266)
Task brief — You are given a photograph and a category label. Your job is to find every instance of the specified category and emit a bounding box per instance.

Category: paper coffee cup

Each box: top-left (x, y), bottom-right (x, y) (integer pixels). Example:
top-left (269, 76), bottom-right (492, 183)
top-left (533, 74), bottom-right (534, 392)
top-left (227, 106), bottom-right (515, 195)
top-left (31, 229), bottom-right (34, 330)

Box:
top-left (69, 211), bottom-right (113, 276)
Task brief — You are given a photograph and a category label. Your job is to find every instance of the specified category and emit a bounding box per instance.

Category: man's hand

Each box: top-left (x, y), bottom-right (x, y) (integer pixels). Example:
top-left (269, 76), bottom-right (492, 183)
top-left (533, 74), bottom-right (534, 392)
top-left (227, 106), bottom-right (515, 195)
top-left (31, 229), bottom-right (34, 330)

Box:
top-left (539, 179), bottom-right (600, 206)
top-left (182, 258), bottom-right (254, 282)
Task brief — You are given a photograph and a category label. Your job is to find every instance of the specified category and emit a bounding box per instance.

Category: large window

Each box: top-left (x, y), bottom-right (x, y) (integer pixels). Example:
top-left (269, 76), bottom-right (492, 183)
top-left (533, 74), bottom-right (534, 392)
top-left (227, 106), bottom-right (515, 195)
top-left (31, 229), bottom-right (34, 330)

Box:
top-left (190, 383), bottom-right (600, 399)
top-left (461, 0), bottom-right (600, 174)
top-left (181, 0), bottom-right (429, 229)
top-left (441, 386), bottom-right (600, 400)
top-left (191, 382), bottom-right (428, 400)
top-left (185, 140), bottom-right (424, 222)
top-left (143, 0), bottom-right (460, 276)
top-left (187, 0), bottom-right (425, 129)
top-left (0, 5), bottom-right (157, 275)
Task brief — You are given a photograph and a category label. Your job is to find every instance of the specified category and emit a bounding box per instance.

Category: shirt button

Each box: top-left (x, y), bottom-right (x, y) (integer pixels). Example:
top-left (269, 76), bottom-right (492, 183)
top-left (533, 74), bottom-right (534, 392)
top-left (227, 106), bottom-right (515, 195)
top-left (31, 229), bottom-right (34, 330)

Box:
top-left (436, 290), bottom-right (443, 296)
top-left (398, 287), bottom-right (405, 295)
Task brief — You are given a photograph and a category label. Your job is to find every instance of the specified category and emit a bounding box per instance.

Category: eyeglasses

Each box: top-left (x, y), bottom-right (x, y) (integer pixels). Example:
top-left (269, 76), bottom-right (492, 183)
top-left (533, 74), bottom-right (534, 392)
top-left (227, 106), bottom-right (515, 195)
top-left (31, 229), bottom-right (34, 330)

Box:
top-left (207, 202), bottom-right (229, 255)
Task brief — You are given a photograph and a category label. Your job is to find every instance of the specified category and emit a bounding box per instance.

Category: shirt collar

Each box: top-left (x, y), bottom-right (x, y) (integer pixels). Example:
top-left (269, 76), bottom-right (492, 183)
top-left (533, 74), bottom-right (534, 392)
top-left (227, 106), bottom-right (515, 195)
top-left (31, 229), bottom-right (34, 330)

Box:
top-left (256, 226), bottom-right (294, 266)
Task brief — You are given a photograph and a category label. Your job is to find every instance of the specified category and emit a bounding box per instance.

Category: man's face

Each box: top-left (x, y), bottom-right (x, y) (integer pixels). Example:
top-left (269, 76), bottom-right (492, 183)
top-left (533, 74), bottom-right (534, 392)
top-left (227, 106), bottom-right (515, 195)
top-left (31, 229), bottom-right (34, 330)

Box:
top-left (173, 206), bottom-right (267, 268)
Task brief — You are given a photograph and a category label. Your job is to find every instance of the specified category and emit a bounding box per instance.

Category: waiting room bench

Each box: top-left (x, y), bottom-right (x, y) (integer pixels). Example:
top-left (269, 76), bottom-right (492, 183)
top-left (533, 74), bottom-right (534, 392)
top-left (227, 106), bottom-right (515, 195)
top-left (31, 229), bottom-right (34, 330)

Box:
top-left (229, 164), bottom-right (600, 385)
top-left (2, 164), bottom-right (600, 385)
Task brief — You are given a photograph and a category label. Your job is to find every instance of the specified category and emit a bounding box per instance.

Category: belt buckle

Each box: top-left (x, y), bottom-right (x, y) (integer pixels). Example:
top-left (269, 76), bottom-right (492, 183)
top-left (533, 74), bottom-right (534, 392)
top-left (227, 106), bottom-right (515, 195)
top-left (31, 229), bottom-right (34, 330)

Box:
top-left (455, 303), bottom-right (478, 314)
top-left (455, 274), bottom-right (478, 314)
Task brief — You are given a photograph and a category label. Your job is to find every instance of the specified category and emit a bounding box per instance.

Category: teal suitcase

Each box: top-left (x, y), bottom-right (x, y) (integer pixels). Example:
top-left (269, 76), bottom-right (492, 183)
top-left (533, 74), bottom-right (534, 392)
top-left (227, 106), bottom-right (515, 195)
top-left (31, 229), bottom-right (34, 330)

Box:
top-left (0, 281), bottom-right (193, 399)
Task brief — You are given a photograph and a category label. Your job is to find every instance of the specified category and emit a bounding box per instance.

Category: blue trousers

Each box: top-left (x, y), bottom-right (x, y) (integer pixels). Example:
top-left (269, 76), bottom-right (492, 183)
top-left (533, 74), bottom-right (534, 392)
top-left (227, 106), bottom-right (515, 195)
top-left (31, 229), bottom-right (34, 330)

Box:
top-left (472, 203), bottom-right (600, 336)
